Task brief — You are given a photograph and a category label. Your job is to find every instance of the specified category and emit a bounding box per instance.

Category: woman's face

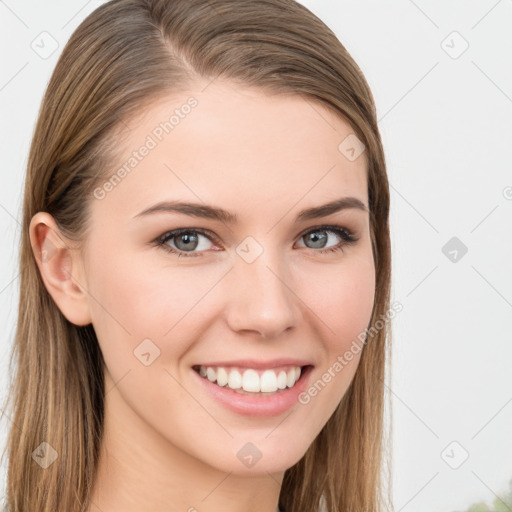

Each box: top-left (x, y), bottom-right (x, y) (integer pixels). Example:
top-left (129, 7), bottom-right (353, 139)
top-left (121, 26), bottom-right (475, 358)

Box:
top-left (69, 80), bottom-right (375, 475)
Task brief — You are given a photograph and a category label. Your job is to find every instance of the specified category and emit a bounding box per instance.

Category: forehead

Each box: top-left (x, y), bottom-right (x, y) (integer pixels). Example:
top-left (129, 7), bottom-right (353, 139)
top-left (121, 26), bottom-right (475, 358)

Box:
top-left (93, 80), bottom-right (368, 223)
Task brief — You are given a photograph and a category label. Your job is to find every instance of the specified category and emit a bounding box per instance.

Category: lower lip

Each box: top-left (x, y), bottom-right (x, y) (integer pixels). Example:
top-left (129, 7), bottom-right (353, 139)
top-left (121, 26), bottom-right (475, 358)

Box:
top-left (191, 365), bottom-right (314, 417)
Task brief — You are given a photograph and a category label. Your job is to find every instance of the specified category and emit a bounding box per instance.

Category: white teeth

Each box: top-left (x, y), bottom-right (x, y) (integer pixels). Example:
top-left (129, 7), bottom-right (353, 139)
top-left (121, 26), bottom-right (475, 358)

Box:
top-left (260, 370), bottom-right (278, 392)
top-left (277, 371), bottom-right (287, 390)
top-left (196, 365), bottom-right (303, 393)
top-left (286, 368), bottom-right (296, 388)
top-left (206, 367), bottom-right (216, 382)
top-left (216, 367), bottom-right (228, 387)
top-left (228, 369), bottom-right (242, 389)
top-left (242, 369), bottom-right (260, 392)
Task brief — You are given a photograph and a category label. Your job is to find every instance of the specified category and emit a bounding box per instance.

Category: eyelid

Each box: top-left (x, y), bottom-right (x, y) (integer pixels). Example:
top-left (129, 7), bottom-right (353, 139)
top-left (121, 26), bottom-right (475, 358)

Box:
top-left (155, 227), bottom-right (221, 250)
top-left (305, 224), bottom-right (357, 239)
top-left (154, 223), bottom-right (359, 257)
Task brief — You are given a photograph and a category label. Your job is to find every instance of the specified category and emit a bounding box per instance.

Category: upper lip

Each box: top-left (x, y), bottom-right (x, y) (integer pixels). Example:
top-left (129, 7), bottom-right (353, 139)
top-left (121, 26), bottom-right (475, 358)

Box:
top-left (193, 358), bottom-right (313, 369)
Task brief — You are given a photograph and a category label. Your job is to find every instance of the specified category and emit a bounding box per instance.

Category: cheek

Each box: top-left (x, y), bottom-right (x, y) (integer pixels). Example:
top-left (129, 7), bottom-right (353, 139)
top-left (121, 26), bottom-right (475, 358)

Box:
top-left (85, 250), bottom-right (220, 368)
top-left (302, 254), bottom-right (376, 349)
top-left (289, 255), bottom-right (375, 437)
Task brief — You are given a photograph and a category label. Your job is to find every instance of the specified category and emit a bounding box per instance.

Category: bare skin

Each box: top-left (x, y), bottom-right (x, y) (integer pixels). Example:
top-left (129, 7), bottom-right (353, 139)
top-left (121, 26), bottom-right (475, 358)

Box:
top-left (30, 79), bottom-right (375, 512)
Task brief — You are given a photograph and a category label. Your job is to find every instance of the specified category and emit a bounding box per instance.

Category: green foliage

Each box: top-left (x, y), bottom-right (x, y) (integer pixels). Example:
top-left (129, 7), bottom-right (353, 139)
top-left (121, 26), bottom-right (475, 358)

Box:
top-left (467, 502), bottom-right (492, 512)
top-left (459, 478), bottom-right (512, 512)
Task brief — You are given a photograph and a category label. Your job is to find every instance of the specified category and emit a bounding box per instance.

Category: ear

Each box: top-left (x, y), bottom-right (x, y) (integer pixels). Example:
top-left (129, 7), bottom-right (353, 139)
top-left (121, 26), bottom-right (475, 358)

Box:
top-left (29, 212), bottom-right (92, 326)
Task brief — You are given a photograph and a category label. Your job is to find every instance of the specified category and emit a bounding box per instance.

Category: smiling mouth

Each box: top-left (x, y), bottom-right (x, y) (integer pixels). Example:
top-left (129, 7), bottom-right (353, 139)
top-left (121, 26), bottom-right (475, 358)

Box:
top-left (192, 364), bottom-right (312, 395)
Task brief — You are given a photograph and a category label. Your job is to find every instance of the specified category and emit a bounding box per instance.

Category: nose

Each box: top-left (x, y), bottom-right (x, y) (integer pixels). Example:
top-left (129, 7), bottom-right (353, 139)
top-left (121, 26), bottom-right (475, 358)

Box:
top-left (223, 248), bottom-right (302, 339)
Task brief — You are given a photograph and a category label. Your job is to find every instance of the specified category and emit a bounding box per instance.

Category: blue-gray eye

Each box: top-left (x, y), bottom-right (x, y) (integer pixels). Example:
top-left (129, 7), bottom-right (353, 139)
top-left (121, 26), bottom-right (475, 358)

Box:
top-left (154, 225), bottom-right (358, 258)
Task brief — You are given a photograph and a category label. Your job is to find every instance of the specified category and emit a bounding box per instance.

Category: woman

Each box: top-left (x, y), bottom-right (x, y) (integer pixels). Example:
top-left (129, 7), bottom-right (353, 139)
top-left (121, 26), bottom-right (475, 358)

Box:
top-left (2, 0), bottom-right (393, 511)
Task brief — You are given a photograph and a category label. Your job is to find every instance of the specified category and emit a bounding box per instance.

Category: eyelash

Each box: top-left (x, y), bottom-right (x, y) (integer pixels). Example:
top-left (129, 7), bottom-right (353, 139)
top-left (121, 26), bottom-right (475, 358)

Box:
top-left (153, 224), bottom-right (359, 259)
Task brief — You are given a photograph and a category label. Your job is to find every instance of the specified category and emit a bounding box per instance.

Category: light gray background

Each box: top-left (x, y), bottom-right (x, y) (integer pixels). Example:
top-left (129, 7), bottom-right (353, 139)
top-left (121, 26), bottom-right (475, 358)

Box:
top-left (1, 1), bottom-right (511, 511)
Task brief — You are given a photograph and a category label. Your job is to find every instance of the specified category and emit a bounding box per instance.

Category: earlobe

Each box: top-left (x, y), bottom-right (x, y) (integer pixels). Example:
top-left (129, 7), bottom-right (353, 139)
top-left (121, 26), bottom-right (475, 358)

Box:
top-left (29, 212), bottom-right (92, 327)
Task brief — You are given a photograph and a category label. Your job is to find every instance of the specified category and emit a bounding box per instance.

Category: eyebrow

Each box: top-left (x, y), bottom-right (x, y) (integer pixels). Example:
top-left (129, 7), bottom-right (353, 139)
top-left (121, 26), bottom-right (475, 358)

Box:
top-left (133, 196), bottom-right (368, 223)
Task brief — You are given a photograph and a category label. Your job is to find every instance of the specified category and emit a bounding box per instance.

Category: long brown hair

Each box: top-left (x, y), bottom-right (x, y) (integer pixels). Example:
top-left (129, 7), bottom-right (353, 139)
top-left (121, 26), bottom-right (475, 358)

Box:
top-left (2, 1), bottom-right (393, 511)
